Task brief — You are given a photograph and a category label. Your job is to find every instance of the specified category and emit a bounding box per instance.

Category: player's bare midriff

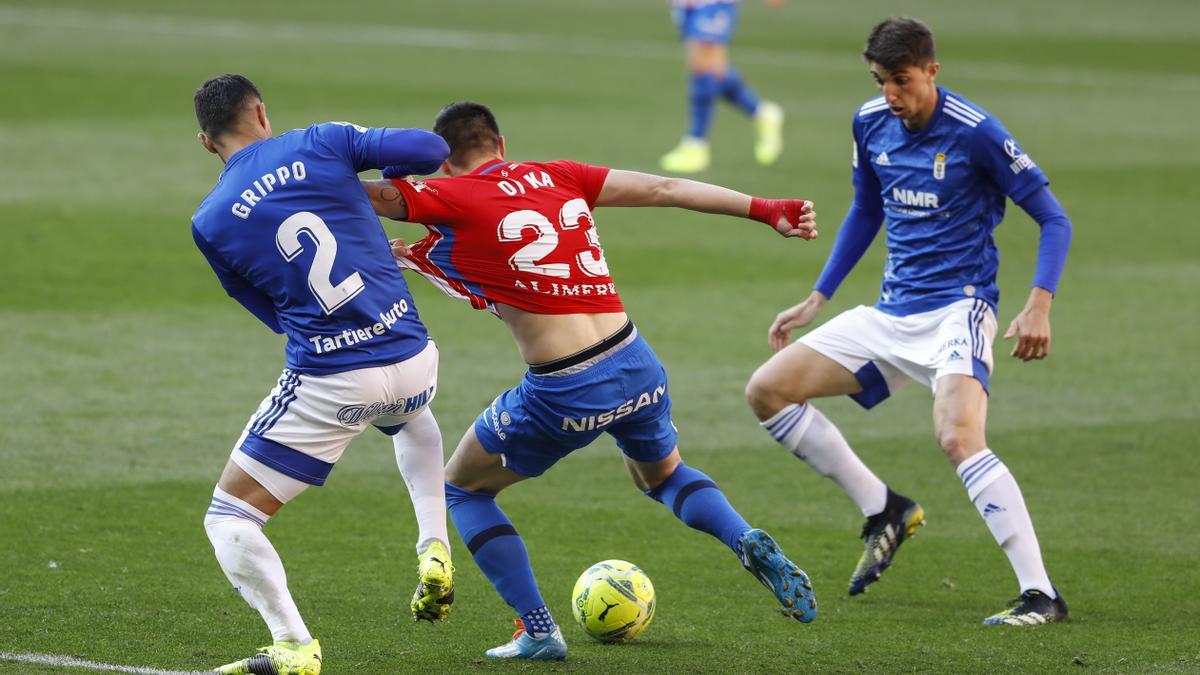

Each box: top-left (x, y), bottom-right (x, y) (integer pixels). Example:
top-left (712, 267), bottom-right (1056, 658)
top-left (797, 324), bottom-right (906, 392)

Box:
top-left (496, 304), bottom-right (629, 365)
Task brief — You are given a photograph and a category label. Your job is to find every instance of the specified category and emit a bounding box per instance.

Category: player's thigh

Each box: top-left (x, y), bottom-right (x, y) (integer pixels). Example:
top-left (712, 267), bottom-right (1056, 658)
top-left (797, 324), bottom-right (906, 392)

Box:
top-left (216, 458), bottom-right (285, 515)
top-left (444, 425), bottom-right (527, 495)
top-left (746, 342), bottom-right (863, 415)
top-left (624, 447), bottom-right (682, 492)
top-left (931, 374), bottom-right (989, 466)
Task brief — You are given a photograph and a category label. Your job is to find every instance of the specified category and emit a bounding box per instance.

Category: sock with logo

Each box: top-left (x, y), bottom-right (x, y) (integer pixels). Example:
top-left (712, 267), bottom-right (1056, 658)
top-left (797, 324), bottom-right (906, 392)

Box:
top-left (645, 463), bottom-right (750, 553)
top-left (204, 487), bottom-right (312, 644)
top-left (445, 482), bottom-right (554, 633)
top-left (957, 449), bottom-right (1055, 597)
top-left (687, 71), bottom-right (720, 139)
top-left (391, 409), bottom-right (450, 554)
top-left (718, 66), bottom-right (760, 116)
top-left (762, 403), bottom-right (888, 516)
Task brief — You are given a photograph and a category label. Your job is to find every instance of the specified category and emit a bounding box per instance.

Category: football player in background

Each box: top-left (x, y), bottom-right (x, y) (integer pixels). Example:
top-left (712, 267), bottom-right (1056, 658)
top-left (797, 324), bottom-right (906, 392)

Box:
top-left (659, 0), bottom-right (785, 173)
top-left (191, 74), bottom-right (455, 675)
top-left (364, 101), bottom-right (818, 660)
top-left (744, 17), bottom-right (1073, 625)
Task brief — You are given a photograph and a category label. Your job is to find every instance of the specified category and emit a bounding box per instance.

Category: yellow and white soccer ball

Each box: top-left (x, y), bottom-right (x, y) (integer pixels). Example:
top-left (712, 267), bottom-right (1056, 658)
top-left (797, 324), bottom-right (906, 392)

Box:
top-left (571, 559), bottom-right (655, 643)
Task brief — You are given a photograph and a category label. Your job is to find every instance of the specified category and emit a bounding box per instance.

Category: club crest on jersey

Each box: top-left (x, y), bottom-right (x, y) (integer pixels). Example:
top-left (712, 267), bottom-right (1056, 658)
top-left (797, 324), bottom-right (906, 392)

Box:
top-left (933, 152), bottom-right (947, 180)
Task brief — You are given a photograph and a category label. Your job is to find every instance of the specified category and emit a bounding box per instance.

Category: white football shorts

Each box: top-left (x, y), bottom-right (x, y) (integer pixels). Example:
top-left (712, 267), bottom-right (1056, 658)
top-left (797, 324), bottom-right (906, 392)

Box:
top-left (799, 298), bottom-right (996, 409)
top-left (230, 339), bottom-right (438, 499)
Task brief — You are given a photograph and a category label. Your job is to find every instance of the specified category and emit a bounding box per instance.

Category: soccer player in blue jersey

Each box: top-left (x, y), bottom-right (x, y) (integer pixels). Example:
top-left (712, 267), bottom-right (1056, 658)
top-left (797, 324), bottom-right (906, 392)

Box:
top-left (190, 74), bottom-right (456, 674)
top-left (745, 18), bottom-right (1073, 625)
top-left (659, 0), bottom-right (785, 173)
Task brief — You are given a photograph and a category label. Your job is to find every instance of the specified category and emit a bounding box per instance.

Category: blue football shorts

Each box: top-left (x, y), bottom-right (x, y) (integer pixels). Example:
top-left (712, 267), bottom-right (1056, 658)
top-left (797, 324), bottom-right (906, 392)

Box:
top-left (673, 1), bottom-right (740, 44)
top-left (473, 325), bottom-right (678, 478)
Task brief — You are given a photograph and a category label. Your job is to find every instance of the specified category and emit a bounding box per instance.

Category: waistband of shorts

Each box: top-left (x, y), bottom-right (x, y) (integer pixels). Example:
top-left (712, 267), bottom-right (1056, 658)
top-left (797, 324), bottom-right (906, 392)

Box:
top-left (528, 321), bottom-right (637, 376)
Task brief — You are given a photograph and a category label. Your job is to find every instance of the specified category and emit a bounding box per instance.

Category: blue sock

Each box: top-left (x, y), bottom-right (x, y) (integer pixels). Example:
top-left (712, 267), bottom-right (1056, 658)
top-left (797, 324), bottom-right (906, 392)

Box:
top-left (687, 72), bottom-right (720, 139)
top-left (645, 463), bottom-right (751, 553)
top-left (445, 482), bottom-right (553, 629)
top-left (520, 605), bottom-right (556, 638)
top-left (719, 66), bottom-right (760, 116)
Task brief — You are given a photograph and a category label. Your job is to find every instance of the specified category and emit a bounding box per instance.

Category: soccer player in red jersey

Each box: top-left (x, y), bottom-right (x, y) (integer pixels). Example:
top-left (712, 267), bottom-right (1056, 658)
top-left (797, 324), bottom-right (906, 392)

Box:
top-left (363, 102), bottom-right (817, 660)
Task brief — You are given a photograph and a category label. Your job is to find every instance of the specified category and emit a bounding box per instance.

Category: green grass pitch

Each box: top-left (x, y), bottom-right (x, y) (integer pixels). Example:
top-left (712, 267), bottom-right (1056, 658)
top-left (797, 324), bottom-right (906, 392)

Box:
top-left (2, 0), bottom-right (1198, 672)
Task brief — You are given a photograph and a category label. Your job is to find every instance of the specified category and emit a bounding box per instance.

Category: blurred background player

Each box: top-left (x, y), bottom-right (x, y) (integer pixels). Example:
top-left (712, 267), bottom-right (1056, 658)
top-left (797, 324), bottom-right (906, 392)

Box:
top-left (746, 17), bottom-right (1074, 625)
top-left (659, 0), bottom-right (785, 173)
top-left (190, 74), bottom-right (456, 674)
top-left (365, 101), bottom-right (819, 660)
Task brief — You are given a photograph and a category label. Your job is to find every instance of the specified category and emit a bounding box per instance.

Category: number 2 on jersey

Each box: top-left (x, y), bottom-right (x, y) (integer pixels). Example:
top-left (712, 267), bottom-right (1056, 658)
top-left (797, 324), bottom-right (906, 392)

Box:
top-left (276, 211), bottom-right (365, 314)
top-left (498, 198), bottom-right (609, 278)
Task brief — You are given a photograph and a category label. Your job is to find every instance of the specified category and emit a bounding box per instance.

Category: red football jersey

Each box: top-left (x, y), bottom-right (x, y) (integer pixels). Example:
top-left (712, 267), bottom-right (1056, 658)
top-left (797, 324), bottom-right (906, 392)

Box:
top-left (391, 159), bottom-right (624, 314)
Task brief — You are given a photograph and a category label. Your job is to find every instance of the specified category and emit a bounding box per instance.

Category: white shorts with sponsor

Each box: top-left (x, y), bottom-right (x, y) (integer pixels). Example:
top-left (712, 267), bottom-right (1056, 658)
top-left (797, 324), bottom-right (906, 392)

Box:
top-left (230, 339), bottom-right (438, 494)
top-left (799, 298), bottom-right (995, 409)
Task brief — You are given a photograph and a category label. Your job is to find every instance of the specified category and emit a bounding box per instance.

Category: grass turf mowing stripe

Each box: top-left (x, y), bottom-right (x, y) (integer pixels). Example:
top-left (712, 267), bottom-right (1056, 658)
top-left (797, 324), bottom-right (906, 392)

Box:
top-left (0, 6), bottom-right (1197, 93)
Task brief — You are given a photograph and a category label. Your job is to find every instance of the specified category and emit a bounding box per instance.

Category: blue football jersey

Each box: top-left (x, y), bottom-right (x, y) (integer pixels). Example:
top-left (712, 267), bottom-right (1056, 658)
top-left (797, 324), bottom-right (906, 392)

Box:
top-left (852, 87), bottom-right (1049, 315)
top-left (192, 122), bottom-right (429, 375)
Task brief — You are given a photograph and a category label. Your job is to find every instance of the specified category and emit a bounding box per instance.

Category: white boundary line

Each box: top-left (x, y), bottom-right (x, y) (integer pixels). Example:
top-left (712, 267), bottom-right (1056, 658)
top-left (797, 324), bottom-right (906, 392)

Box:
top-left (0, 651), bottom-right (210, 674)
top-left (0, 5), bottom-right (1197, 93)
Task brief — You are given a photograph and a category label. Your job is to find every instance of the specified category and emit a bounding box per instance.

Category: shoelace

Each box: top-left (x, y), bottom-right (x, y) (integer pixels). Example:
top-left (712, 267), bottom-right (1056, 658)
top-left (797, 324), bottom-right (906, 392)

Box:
top-left (510, 618), bottom-right (526, 640)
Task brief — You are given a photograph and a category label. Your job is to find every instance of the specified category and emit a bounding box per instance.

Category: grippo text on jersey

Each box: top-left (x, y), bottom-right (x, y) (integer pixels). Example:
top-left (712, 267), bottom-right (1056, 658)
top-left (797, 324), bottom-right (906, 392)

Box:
top-left (231, 161), bottom-right (307, 219)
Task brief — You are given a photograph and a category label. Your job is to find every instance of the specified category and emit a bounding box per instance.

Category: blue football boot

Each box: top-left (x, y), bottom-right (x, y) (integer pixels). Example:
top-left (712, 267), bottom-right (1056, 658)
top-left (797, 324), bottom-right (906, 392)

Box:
top-left (484, 619), bottom-right (568, 660)
top-left (738, 529), bottom-right (817, 623)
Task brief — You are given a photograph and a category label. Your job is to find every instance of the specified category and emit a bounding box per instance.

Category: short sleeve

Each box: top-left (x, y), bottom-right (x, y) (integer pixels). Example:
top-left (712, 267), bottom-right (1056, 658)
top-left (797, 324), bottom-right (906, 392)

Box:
top-left (969, 117), bottom-right (1049, 204)
top-left (314, 121), bottom-right (386, 173)
top-left (546, 160), bottom-right (611, 207)
top-left (389, 176), bottom-right (463, 225)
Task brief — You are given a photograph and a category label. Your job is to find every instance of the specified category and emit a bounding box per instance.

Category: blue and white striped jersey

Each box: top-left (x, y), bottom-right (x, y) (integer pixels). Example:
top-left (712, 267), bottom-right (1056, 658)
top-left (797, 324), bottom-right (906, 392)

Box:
top-left (191, 122), bottom-right (434, 375)
top-left (852, 87), bottom-right (1049, 315)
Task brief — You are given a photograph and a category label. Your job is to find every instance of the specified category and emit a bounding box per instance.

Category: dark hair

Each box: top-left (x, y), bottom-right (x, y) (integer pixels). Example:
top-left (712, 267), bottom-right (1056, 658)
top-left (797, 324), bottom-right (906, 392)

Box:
top-left (432, 101), bottom-right (500, 163)
top-left (863, 17), bottom-right (935, 71)
top-left (194, 74), bottom-right (262, 139)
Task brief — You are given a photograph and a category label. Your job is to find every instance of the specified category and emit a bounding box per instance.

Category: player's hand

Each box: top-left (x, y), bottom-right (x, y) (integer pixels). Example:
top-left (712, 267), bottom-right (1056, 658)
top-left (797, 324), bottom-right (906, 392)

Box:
top-left (765, 0), bottom-right (785, 9)
top-left (1004, 288), bottom-right (1053, 361)
top-left (768, 291), bottom-right (827, 352)
top-left (750, 198), bottom-right (818, 240)
top-left (390, 238), bottom-right (412, 259)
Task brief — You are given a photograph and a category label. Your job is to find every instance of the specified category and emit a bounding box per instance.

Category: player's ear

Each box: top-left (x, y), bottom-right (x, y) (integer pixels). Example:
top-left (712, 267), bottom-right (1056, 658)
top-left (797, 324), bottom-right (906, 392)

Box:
top-left (255, 100), bottom-right (272, 136)
top-left (198, 132), bottom-right (218, 155)
top-left (926, 61), bottom-right (940, 79)
top-left (497, 135), bottom-right (506, 159)
top-left (439, 159), bottom-right (452, 176)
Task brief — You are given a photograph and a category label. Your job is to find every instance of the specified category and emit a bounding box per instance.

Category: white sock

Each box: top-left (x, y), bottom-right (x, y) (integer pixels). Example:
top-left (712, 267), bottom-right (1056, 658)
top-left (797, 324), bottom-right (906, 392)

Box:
top-left (957, 449), bottom-right (1054, 597)
top-left (762, 403), bottom-right (888, 516)
top-left (204, 487), bottom-right (312, 644)
top-left (393, 409), bottom-right (449, 554)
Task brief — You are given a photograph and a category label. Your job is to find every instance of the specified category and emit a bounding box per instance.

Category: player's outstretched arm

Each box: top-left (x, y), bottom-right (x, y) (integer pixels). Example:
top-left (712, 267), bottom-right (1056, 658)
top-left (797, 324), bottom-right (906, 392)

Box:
top-left (361, 179), bottom-right (409, 221)
top-left (594, 169), bottom-right (817, 239)
top-left (1004, 186), bottom-right (1073, 362)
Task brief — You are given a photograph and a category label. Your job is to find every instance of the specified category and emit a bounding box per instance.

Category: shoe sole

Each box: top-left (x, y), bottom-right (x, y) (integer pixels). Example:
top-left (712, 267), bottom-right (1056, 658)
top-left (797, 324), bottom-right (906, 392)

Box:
top-left (848, 504), bottom-right (926, 596)
top-left (742, 530), bottom-right (817, 623)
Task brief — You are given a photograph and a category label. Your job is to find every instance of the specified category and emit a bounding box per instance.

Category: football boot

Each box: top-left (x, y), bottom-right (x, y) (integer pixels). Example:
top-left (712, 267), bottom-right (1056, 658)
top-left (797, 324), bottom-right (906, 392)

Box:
top-left (738, 528), bottom-right (817, 622)
top-left (659, 137), bottom-right (711, 174)
top-left (754, 101), bottom-right (784, 166)
top-left (410, 540), bottom-right (454, 623)
top-left (849, 489), bottom-right (925, 596)
top-left (983, 588), bottom-right (1069, 625)
top-left (484, 619), bottom-right (568, 660)
top-left (214, 638), bottom-right (321, 675)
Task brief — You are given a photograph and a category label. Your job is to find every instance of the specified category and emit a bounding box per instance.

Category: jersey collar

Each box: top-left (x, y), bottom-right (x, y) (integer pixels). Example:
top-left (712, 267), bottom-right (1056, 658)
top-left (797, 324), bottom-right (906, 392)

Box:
top-left (473, 158), bottom-right (508, 175)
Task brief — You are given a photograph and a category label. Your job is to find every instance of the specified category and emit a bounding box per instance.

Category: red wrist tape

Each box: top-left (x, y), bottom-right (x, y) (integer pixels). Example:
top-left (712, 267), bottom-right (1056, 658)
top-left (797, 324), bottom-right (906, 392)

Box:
top-left (750, 197), bottom-right (807, 228)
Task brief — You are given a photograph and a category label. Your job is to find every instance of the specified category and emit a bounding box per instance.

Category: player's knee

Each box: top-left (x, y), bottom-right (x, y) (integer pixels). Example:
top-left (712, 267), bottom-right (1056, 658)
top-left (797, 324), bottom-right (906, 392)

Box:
top-left (745, 368), bottom-right (803, 420)
top-left (935, 425), bottom-right (982, 464)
